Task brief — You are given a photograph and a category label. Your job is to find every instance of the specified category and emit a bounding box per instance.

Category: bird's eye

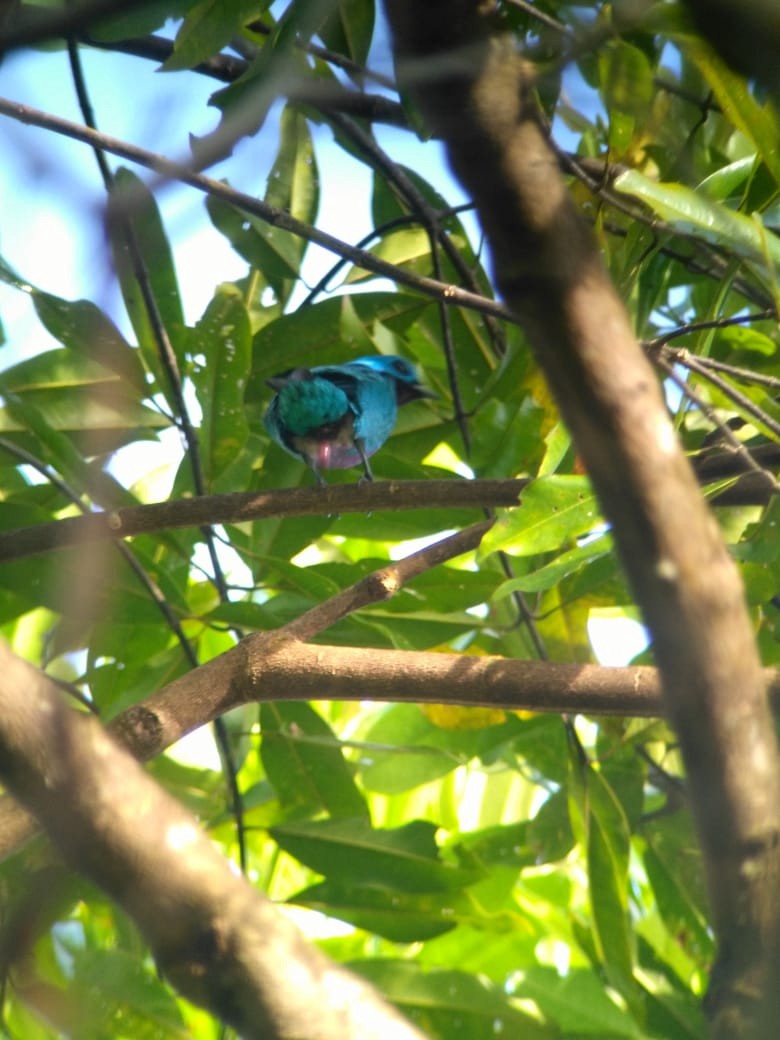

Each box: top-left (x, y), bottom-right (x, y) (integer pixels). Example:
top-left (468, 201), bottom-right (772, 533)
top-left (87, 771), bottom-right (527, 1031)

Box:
top-left (391, 359), bottom-right (412, 376)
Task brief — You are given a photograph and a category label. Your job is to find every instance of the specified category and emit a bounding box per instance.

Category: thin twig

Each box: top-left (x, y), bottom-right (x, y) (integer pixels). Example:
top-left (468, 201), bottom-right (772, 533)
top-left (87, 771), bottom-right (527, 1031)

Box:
top-left (504, 0), bottom-right (573, 36)
top-left (661, 346), bottom-right (780, 443)
top-left (328, 111), bottom-right (505, 351)
top-left (67, 38), bottom-right (248, 871)
top-left (281, 521), bottom-right (493, 641)
top-left (84, 32), bottom-right (408, 126)
top-left (654, 354), bottom-right (779, 492)
top-left (681, 354), bottom-right (780, 392)
top-left (647, 310), bottom-right (776, 348)
top-left (247, 18), bottom-right (397, 89)
top-left (0, 96), bottom-right (514, 324)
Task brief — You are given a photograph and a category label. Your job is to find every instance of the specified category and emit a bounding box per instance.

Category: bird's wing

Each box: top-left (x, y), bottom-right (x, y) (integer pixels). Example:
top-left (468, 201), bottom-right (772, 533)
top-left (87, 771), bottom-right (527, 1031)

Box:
top-left (310, 364), bottom-right (379, 413)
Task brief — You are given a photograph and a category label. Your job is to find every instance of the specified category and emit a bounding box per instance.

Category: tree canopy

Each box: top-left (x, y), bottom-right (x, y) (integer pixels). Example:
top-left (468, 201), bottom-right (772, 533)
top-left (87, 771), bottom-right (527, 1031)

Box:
top-left (0, 1), bottom-right (779, 1038)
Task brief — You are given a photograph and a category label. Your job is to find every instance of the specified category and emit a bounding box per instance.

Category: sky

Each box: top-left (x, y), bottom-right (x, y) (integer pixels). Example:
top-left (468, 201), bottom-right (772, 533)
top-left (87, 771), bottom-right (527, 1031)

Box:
top-left (0, 20), bottom-right (648, 692)
top-left (0, 19), bottom-right (468, 353)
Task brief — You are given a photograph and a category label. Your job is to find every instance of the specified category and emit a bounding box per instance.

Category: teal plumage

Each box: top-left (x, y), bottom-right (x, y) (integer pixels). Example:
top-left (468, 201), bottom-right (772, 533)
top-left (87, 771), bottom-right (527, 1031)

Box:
top-left (263, 356), bottom-right (433, 483)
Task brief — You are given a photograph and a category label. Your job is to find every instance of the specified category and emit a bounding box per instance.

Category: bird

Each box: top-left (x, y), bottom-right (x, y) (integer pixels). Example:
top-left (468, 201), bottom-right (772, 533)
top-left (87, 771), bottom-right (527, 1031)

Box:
top-left (263, 355), bottom-right (434, 484)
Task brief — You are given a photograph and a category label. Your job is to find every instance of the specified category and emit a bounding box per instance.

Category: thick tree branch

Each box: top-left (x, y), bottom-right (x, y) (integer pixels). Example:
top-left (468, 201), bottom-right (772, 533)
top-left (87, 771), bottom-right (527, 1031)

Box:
top-left (2, 499), bottom-right (780, 865)
top-left (383, 2), bottom-right (780, 1034)
top-left (2, 628), bottom-right (780, 861)
top-left (0, 0), bottom-right (152, 51)
top-left (0, 642), bottom-right (427, 1040)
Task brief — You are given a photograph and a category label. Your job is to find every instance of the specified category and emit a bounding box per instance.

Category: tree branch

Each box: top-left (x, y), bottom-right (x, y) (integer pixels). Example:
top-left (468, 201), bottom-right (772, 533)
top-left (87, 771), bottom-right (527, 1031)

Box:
top-left (0, 642), bottom-right (427, 1040)
top-left (2, 510), bottom-right (780, 869)
top-left (0, 96), bottom-right (513, 324)
top-left (2, 629), bottom-right (780, 861)
top-left (0, 479), bottom-right (525, 562)
top-left (1, 453), bottom-right (775, 568)
top-left (0, 0), bottom-right (153, 51)
top-left (383, 2), bottom-right (780, 1033)
top-left (82, 31), bottom-right (408, 125)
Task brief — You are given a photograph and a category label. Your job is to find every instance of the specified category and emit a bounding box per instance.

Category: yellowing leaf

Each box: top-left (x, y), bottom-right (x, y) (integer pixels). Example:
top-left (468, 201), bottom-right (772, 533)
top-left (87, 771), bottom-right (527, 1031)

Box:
top-left (421, 703), bottom-right (506, 730)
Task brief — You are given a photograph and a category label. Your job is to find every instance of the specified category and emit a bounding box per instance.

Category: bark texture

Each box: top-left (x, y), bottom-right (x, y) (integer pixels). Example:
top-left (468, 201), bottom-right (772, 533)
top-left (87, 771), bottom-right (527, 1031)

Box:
top-left (384, 2), bottom-right (780, 1034)
top-left (0, 642), bottom-right (427, 1040)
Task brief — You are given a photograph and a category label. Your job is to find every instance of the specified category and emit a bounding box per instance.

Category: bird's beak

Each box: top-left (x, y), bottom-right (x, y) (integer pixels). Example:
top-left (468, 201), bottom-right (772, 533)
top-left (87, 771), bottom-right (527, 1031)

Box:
top-left (398, 382), bottom-right (438, 405)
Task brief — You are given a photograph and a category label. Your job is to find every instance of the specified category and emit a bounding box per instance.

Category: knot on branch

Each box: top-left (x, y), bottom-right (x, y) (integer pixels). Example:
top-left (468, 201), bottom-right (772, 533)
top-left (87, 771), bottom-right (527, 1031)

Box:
top-left (112, 704), bottom-right (164, 761)
top-left (365, 570), bottom-right (401, 600)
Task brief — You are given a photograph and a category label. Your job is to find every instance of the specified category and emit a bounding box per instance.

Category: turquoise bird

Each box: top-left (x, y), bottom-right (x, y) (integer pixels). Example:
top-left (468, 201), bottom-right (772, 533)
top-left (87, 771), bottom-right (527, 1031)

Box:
top-left (263, 355), bottom-right (433, 483)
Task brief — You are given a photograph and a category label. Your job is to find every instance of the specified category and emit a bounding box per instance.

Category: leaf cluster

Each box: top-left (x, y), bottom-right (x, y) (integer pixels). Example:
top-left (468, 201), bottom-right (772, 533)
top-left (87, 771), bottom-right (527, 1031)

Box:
top-left (0, 0), bottom-right (778, 1036)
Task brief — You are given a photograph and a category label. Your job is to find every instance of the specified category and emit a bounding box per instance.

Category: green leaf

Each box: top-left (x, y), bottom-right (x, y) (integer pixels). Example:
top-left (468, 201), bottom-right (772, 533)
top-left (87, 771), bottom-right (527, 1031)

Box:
top-left (291, 880), bottom-right (459, 941)
top-left (261, 702), bottom-right (368, 820)
top-left (697, 156), bottom-right (756, 201)
top-left (479, 476), bottom-right (600, 558)
top-left (164, 0), bottom-right (264, 71)
top-left (0, 257), bottom-right (148, 392)
top-left (493, 531), bottom-right (613, 595)
top-left (518, 966), bottom-right (645, 1037)
top-left (108, 169), bottom-right (185, 392)
top-left (209, 1), bottom-right (322, 138)
top-left (319, 0), bottom-right (375, 68)
top-left (601, 41), bottom-right (655, 120)
top-left (715, 323), bottom-right (778, 358)
top-left (0, 254), bottom-right (31, 292)
top-left (33, 294), bottom-right (145, 389)
top-left (643, 812), bottom-right (712, 960)
top-left (345, 228), bottom-right (431, 284)
top-left (599, 40), bottom-right (654, 156)
top-left (87, 0), bottom-right (193, 41)
top-left (190, 289), bottom-right (251, 491)
top-left (69, 945), bottom-right (189, 1038)
top-left (526, 788), bottom-right (575, 864)
top-left (0, 556), bottom-right (55, 625)
top-left (209, 107), bottom-right (319, 302)
top-left (582, 767), bottom-right (636, 997)
top-left (207, 194), bottom-right (298, 282)
top-left (270, 817), bottom-right (479, 892)
top-left (508, 715), bottom-right (570, 785)
top-left (357, 703), bottom-right (514, 795)
top-left (680, 37), bottom-right (780, 190)
top-left (451, 821), bottom-right (534, 871)
top-left (0, 388), bottom-right (121, 483)
top-left (351, 961), bottom-right (556, 1039)
top-left (0, 351), bottom-right (167, 459)
top-left (395, 567), bottom-right (497, 613)
top-left (614, 168), bottom-right (780, 275)
top-left (266, 105), bottom-right (320, 226)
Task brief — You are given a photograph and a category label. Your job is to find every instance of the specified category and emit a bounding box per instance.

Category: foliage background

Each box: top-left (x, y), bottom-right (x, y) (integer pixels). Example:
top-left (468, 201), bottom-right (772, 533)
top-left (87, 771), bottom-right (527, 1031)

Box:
top-left (0, 0), bottom-right (779, 1037)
